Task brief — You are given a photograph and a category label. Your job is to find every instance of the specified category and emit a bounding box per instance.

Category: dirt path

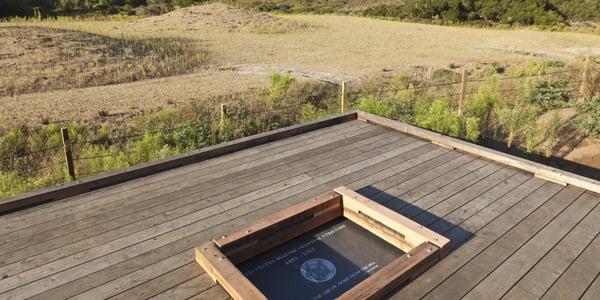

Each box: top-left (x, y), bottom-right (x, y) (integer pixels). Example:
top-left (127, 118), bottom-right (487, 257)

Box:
top-left (0, 70), bottom-right (268, 126)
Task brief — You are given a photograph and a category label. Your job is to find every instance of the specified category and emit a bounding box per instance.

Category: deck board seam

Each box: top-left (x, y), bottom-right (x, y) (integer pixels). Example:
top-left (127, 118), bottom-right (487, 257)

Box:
top-left (540, 232), bottom-right (600, 299)
top-left (0, 132), bottom-right (410, 276)
top-left (418, 182), bottom-right (563, 299)
top-left (460, 189), bottom-right (591, 299)
top-left (499, 198), bottom-right (600, 299)
top-left (0, 121), bottom-right (372, 231)
top-left (28, 140), bottom-right (448, 299)
top-left (0, 126), bottom-right (394, 254)
top-left (1, 137), bottom-right (424, 297)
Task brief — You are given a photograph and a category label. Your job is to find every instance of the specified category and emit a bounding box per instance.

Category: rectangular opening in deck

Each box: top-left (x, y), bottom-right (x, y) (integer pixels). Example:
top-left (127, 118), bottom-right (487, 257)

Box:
top-left (195, 186), bottom-right (450, 300)
top-left (238, 217), bottom-right (404, 299)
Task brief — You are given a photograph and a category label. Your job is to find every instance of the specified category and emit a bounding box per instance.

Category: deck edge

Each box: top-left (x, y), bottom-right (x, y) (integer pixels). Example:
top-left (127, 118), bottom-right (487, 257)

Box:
top-left (356, 110), bottom-right (600, 195)
top-left (0, 112), bottom-right (358, 214)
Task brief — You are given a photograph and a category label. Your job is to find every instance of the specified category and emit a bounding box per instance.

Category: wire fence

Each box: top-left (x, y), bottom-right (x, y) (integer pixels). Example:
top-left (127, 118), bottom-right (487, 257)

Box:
top-left (1, 63), bottom-right (597, 195)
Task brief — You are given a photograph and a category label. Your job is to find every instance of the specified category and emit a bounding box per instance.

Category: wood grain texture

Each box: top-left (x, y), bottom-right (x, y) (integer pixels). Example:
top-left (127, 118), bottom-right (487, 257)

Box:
top-left (195, 242), bottom-right (265, 300)
top-left (0, 113), bottom-right (599, 299)
top-left (0, 112), bottom-right (358, 214)
top-left (336, 186), bottom-right (450, 257)
top-left (357, 110), bottom-right (600, 194)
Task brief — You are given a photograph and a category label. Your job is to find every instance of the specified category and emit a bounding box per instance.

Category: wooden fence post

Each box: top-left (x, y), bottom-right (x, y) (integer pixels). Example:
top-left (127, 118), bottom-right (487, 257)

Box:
top-left (458, 69), bottom-right (468, 116)
top-left (579, 55), bottom-right (591, 103)
top-left (220, 103), bottom-right (227, 127)
top-left (341, 81), bottom-right (347, 113)
top-left (61, 128), bottom-right (76, 181)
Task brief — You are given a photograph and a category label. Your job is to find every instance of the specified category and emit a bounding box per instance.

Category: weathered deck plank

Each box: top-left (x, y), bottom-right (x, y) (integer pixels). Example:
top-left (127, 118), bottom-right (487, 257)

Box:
top-left (541, 234), bottom-right (600, 299)
top-left (502, 193), bottom-right (600, 299)
top-left (463, 191), bottom-right (598, 299)
top-left (0, 118), bottom-right (598, 300)
top-left (0, 137), bottom-right (420, 297)
top-left (582, 274), bottom-right (600, 300)
top-left (422, 185), bottom-right (582, 300)
top-left (0, 121), bottom-right (374, 238)
top-left (0, 126), bottom-right (397, 264)
top-left (17, 136), bottom-right (434, 299)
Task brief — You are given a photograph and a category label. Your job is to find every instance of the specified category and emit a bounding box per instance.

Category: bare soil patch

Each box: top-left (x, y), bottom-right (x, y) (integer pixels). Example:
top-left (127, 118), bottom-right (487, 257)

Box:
top-left (564, 138), bottom-right (600, 169)
top-left (0, 26), bottom-right (207, 97)
top-left (0, 70), bottom-right (268, 126)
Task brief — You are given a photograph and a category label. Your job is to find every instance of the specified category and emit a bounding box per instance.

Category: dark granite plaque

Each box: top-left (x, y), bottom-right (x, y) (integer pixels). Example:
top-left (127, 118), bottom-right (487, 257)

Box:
top-left (237, 218), bottom-right (404, 300)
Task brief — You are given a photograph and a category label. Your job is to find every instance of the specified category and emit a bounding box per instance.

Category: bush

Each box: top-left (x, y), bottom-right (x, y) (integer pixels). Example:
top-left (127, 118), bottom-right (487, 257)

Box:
top-left (572, 95), bottom-right (600, 138)
top-left (0, 172), bottom-right (36, 199)
top-left (266, 72), bottom-right (294, 106)
top-left (496, 96), bottom-right (542, 148)
top-left (528, 79), bottom-right (572, 110)
top-left (464, 117), bottom-right (481, 142)
top-left (301, 103), bottom-right (329, 122)
top-left (391, 88), bottom-right (418, 123)
top-left (544, 112), bottom-right (562, 157)
top-left (416, 98), bottom-right (462, 137)
top-left (523, 123), bottom-right (545, 153)
top-left (355, 97), bottom-right (393, 118)
top-left (466, 77), bottom-right (500, 140)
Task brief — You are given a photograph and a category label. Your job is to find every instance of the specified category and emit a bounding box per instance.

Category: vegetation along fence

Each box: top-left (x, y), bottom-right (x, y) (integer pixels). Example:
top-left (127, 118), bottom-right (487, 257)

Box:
top-left (1, 57), bottom-right (599, 198)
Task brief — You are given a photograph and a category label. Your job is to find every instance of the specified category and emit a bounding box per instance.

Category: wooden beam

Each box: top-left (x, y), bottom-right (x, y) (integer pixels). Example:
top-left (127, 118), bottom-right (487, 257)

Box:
top-left (335, 186), bottom-right (450, 257)
top-left (195, 242), bottom-right (266, 300)
top-left (61, 127), bottom-right (76, 181)
top-left (0, 112), bottom-right (358, 215)
top-left (458, 68), bottom-right (468, 116)
top-left (343, 208), bottom-right (415, 253)
top-left (356, 111), bottom-right (600, 195)
top-left (338, 242), bottom-right (440, 300)
top-left (215, 191), bottom-right (343, 264)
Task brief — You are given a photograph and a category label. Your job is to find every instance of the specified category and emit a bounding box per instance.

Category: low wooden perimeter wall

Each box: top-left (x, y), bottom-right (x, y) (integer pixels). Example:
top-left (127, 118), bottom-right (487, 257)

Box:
top-left (2, 110), bottom-right (599, 215)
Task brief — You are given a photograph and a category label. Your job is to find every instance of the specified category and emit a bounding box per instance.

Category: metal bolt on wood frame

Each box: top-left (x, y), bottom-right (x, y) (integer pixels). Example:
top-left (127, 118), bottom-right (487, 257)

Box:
top-left (195, 186), bottom-right (450, 299)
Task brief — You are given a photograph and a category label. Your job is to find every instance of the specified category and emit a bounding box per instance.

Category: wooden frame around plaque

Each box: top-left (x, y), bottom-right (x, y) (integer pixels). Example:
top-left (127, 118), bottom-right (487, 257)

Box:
top-left (195, 186), bottom-right (450, 299)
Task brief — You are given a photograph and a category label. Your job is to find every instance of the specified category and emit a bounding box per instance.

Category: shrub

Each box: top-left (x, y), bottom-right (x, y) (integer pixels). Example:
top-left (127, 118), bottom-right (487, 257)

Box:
top-left (572, 95), bottom-right (600, 138)
top-left (0, 130), bottom-right (28, 158)
top-left (355, 97), bottom-right (393, 118)
top-left (528, 79), bottom-right (572, 110)
top-left (361, 4), bottom-right (405, 18)
top-left (128, 133), bottom-right (174, 164)
top-left (466, 78), bottom-right (500, 140)
top-left (430, 68), bottom-right (461, 84)
top-left (392, 88), bottom-right (418, 123)
top-left (544, 112), bottom-right (562, 157)
top-left (416, 98), bottom-right (462, 137)
top-left (0, 172), bottom-right (36, 199)
top-left (464, 116), bottom-right (481, 142)
top-left (301, 103), bottom-right (329, 122)
top-left (523, 123), bottom-right (545, 153)
top-left (266, 72), bottom-right (294, 106)
top-left (78, 144), bottom-right (130, 175)
top-left (496, 97), bottom-right (542, 148)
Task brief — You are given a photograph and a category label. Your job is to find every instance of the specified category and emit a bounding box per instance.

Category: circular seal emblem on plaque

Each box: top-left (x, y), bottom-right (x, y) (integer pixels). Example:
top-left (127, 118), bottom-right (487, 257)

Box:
top-left (300, 258), bottom-right (336, 283)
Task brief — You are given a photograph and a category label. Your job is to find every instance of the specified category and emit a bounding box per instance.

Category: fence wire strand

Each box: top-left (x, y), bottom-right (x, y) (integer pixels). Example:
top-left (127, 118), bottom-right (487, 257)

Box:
top-left (2, 65), bottom-right (594, 186)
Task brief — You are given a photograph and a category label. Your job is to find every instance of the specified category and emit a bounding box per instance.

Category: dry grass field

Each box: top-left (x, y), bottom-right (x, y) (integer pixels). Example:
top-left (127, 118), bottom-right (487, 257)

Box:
top-left (3, 3), bottom-right (600, 125)
top-left (1, 3), bottom-right (599, 171)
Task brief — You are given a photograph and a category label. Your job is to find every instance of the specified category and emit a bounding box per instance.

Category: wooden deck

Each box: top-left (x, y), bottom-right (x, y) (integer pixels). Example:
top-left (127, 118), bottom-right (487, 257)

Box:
top-left (0, 119), bottom-right (599, 299)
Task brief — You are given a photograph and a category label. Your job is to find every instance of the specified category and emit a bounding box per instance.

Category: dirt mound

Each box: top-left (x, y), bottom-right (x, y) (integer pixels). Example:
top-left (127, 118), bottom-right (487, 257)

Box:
top-left (129, 3), bottom-right (305, 33)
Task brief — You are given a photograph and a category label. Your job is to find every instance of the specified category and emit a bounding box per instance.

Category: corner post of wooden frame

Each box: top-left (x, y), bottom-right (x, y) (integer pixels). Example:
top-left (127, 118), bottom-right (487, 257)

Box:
top-left (334, 186), bottom-right (450, 258)
top-left (195, 241), bottom-right (267, 300)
